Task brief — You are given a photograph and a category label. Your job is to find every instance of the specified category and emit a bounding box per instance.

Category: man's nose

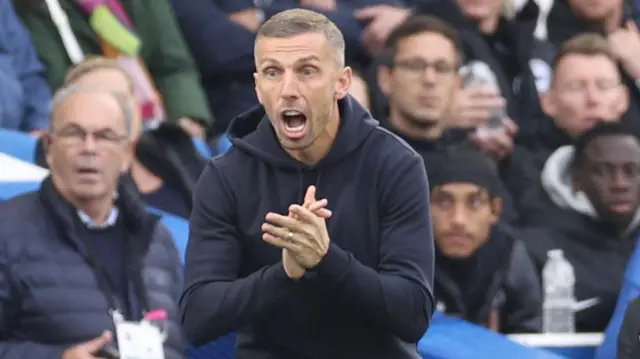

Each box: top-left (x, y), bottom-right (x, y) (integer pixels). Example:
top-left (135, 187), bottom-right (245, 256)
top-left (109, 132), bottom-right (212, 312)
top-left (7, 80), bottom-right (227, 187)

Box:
top-left (421, 66), bottom-right (438, 84)
top-left (451, 205), bottom-right (467, 225)
top-left (80, 133), bottom-right (98, 153)
top-left (280, 72), bottom-right (300, 100)
top-left (585, 84), bottom-right (600, 106)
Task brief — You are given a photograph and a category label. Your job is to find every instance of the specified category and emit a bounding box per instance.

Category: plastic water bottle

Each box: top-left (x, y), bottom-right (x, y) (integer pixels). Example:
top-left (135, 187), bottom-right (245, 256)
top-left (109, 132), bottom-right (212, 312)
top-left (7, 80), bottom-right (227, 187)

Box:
top-left (542, 249), bottom-right (576, 333)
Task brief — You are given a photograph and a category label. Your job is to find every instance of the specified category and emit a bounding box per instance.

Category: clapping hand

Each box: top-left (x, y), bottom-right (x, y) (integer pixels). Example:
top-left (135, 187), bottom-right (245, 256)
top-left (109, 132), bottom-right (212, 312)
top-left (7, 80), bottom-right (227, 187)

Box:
top-left (262, 186), bottom-right (331, 278)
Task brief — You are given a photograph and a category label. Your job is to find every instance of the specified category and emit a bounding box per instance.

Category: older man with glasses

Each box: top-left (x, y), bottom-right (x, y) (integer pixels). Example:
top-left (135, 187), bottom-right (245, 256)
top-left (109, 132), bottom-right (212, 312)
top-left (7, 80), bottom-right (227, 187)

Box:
top-left (0, 84), bottom-right (186, 359)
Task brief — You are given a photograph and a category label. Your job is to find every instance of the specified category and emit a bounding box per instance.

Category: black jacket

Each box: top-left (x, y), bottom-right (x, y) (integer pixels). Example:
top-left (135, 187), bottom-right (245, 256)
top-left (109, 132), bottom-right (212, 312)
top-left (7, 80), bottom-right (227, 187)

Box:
top-left (519, 146), bottom-right (640, 332)
top-left (435, 224), bottom-right (542, 333)
top-left (0, 177), bottom-right (185, 358)
top-left (617, 296), bottom-right (640, 359)
top-left (181, 96), bottom-right (434, 359)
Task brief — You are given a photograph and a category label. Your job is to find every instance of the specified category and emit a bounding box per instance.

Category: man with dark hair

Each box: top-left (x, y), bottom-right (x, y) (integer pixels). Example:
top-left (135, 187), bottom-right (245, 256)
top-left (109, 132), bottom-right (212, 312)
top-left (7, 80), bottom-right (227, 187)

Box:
top-left (181, 9), bottom-right (433, 359)
top-left (519, 122), bottom-right (640, 332)
top-left (425, 145), bottom-right (541, 333)
top-left (376, 15), bottom-right (466, 152)
top-left (377, 15), bottom-right (539, 222)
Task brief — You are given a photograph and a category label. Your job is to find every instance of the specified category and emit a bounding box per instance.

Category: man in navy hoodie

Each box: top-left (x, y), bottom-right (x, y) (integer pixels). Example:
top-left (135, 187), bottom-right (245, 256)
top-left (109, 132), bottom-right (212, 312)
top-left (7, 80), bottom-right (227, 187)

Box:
top-left (180, 8), bottom-right (434, 359)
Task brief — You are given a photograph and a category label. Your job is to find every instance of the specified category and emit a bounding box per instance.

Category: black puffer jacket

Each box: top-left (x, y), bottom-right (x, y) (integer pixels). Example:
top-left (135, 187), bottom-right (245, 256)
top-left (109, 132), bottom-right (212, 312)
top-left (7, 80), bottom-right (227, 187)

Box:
top-left (0, 178), bottom-right (186, 358)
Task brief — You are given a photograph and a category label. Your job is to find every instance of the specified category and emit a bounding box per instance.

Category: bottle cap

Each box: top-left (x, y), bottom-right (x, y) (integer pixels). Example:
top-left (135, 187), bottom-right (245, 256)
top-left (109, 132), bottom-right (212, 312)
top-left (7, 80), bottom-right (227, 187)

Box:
top-left (144, 309), bottom-right (168, 321)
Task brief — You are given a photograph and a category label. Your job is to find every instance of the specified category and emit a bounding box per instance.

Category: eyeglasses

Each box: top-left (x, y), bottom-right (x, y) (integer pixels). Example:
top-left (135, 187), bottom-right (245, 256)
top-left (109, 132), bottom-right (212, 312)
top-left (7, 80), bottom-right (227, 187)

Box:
top-left (393, 58), bottom-right (457, 76)
top-left (51, 126), bottom-right (128, 148)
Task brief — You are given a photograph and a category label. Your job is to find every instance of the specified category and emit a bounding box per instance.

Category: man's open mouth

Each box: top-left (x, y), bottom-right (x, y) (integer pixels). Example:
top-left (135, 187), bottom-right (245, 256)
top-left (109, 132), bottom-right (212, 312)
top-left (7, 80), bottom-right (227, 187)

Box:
top-left (281, 109), bottom-right (307, 133)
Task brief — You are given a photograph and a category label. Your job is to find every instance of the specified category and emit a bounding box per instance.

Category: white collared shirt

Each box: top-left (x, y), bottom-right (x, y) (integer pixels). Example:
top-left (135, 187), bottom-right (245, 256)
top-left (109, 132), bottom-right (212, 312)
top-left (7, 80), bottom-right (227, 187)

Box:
top-left (77, 208), bottom-right (119, 229)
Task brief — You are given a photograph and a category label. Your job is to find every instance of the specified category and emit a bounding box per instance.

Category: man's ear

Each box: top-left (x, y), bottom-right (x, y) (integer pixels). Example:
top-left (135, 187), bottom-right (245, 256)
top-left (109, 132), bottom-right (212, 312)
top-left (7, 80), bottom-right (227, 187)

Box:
top-left (120, 141), bottom-right (135, 173)
top-left (571, 168), bottom-right (583, 192)
top-left (377, 65), bottom-right (392, 97)
top-left (334, 66), bottom-right (353, 100)
top-left (253, 72), bottom-right (263, 105)
top-left (42, 133), bottom-right (53, 169)
top-left (540, 89), bottom-right (557, 118)
top-left (490, 196), bottom-right (503, 224)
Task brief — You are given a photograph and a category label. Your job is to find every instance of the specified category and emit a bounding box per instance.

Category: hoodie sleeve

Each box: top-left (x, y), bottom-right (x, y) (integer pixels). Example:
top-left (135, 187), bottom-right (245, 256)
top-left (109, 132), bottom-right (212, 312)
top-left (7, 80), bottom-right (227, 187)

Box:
top-left (310, 153), bottom-right (435, 343)
top-left (180, 160), bottom-right (302, 346)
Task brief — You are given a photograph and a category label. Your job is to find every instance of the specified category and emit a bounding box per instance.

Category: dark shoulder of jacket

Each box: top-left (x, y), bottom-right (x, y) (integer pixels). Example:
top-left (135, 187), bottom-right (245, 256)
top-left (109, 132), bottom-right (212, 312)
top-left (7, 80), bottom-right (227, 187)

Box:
top-left (369, 125), bottom-right (422, 162)
top-left (0, 192), bottom-right (47, 259)
top-left (500, 223), bottom-right (541, 281)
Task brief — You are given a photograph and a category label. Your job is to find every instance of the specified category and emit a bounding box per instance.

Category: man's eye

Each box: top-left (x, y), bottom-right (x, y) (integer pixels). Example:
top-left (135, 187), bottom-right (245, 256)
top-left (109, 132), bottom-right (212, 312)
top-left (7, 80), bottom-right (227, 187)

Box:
top-left (264, 68), bottom-right (280, 77)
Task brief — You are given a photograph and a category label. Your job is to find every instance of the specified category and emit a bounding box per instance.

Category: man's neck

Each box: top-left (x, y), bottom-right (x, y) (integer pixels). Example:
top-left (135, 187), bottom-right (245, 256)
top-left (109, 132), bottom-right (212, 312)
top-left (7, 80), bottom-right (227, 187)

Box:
top-left (75, 198), bottom-right (115, 226)
top-left (130, 159), bottom-right (163, 194)
top-left (478, 14), bottom-right (500, 34)
top-left (388, 109), bottom-right (444, 141)
top-left (286, 107), bottom-right (340, 165)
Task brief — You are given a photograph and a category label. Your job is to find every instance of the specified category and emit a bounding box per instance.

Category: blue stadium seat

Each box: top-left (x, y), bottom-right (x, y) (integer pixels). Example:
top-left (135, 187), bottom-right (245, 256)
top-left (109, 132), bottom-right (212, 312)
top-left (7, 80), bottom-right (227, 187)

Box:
top-left (420, 313), bottom-right (566, 359)
top-left (0, 129), bottom-right (37, 163)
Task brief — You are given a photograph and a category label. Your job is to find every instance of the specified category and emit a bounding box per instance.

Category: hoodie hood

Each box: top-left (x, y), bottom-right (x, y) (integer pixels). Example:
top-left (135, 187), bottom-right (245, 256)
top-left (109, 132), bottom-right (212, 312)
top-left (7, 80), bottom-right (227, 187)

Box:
top-left (227, 95), bottom-right (377, 169)
top-left (541, 145), bottom-right (640, 235)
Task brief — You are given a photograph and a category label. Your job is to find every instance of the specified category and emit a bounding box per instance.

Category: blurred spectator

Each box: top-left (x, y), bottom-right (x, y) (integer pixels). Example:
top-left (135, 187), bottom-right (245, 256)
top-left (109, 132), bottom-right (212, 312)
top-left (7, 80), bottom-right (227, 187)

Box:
top-left (0, 0), bottom-right (51, 134)
top-left (363, 0), bottom-right (549, 148)
top-left (378, 15), bottom-right (539, 222)
top-left (14, 0), bottom-right (213, 139)
top-left (169, 0), bottom-right (400, 135)
top-left (519, 122), bottom-right (640, 332)
top-left (376, 15), bottom-right (467, 152)
top-left (425, 145), bottom-right (541, 334)
top-left (536, 33), bottom-right (629, 164)
top-left (34, 57), bottom-right (207, 219)
top-left (545, 0), bottom-right (640, 135)
top-left (0, 85), bottom-right (185, 358)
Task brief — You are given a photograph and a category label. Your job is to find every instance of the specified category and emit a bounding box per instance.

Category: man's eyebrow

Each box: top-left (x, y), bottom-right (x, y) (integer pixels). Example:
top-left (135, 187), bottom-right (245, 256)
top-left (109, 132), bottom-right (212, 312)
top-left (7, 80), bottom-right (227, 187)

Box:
top-left (295, 55), bottom-right (321, 64)
top-left (259, 55), bottom-right (321, 67)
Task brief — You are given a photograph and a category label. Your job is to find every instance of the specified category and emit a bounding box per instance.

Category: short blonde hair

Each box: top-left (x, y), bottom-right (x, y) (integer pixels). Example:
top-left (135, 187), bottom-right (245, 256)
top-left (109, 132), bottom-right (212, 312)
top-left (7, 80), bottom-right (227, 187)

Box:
top-left (64, 56), bottom-right (135, 94)
top-left (553, 33), bottom-right (616, 71)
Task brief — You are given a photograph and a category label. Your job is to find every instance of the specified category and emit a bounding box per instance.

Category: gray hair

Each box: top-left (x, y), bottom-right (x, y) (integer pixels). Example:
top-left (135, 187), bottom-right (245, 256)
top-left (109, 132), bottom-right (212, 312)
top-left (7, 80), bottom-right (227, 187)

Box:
top-left (51, 84), bottom-right (133, 136)
top-left (255, 9), bottom-right (346, 67)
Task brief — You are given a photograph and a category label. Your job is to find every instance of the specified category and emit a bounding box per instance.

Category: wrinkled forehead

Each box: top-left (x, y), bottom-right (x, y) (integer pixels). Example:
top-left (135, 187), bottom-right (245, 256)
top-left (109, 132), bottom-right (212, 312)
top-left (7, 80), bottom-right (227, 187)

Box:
top-left (554, 54), bottom-right (620, 82)
top-left (72, 68), bottom-right (133, 94)
top-left (585, 136), bottom-right (640, 163)
top-left (255, 32), bottom-right (335, 67)
top-left (53, 91), bottom-right (123, 129)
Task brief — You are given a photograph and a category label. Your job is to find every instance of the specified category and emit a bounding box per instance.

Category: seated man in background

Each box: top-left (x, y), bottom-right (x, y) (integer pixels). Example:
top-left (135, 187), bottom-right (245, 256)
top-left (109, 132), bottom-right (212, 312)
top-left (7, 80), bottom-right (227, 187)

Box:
top-left (35, 57), bottom-right (206, 219)
top-left (425, 145), bottom-right (541, 333)
top-left (519, 122), bottom-right (640, 332)
top-left (535, 33), bottom-right (629, 165)
top-left (0, 0), bottom-right (51, 134)
top-left (378, 15), bottom-right (538, 222)
top-left (15, 0), bottom-right (213, 139)
top-left (0, 84), bottom-right (185, 357)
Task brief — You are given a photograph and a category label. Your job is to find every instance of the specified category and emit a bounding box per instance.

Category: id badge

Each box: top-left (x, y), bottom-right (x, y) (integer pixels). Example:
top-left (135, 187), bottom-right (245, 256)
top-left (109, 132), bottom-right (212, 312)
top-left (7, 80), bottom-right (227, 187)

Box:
top-left (115, 321), bottom-right (165, 359)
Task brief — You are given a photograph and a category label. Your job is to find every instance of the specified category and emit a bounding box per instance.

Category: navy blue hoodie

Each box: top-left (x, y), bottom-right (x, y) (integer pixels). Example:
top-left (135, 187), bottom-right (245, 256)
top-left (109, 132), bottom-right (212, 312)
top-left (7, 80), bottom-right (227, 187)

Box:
top-left (180, 96), bottom-right (434, 359)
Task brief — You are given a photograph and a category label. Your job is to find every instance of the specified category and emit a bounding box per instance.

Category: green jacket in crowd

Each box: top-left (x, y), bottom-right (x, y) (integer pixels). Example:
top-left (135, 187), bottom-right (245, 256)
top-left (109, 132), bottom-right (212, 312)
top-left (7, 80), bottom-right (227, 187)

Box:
top-left (14, 0), bottom-right (214, 128)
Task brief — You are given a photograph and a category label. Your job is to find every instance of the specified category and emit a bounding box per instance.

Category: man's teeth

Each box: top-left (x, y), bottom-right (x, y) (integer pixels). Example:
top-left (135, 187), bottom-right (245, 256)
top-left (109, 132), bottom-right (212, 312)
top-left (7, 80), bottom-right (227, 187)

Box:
top-left (283, 110), bottom-right (302, 116)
